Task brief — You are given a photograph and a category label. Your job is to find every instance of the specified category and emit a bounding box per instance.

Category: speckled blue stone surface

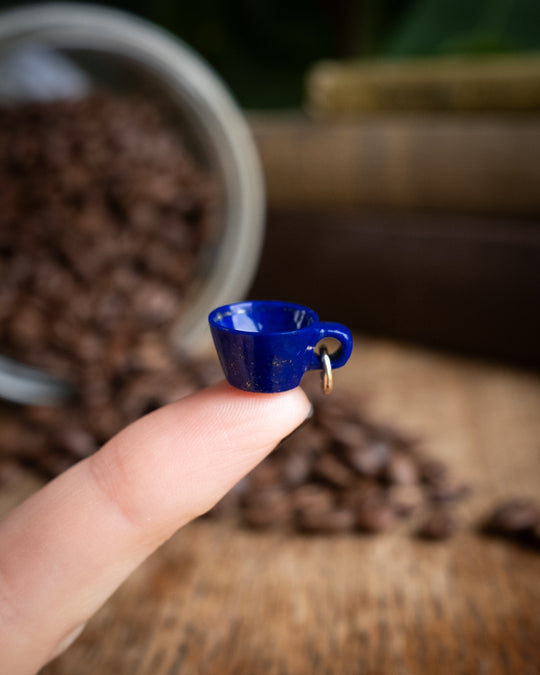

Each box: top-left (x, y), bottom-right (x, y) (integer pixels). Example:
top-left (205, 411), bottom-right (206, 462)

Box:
top-left (209, 300), bottom-right (353, 393)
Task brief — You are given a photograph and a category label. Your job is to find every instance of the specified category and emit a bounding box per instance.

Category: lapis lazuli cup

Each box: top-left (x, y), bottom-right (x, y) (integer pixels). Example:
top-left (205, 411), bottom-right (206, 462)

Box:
top-left (208, 300), bottom-right (353, 393)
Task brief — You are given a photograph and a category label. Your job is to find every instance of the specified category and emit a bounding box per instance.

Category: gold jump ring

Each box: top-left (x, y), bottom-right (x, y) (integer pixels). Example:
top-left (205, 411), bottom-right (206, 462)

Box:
top-left (320, 345), bottom-right (333, 395)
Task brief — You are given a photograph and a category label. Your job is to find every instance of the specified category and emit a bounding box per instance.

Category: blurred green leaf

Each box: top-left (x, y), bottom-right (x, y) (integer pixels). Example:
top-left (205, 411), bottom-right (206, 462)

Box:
top-left (382, 0), bottom-right (540, 56)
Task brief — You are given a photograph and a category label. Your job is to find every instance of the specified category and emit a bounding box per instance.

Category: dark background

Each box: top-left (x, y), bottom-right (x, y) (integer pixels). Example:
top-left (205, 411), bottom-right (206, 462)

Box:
top-left (1, 0), bottom-right (540, 108)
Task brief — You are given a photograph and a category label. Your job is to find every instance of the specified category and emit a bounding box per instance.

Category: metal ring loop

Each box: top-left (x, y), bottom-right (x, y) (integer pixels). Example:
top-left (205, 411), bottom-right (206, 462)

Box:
top-left (319, 345), bottom-right (333, 395)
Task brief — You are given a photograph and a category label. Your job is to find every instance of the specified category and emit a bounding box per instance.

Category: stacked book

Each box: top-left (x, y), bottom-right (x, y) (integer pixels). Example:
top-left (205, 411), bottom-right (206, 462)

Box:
top-left (249, 54), bottom-right (540, 214)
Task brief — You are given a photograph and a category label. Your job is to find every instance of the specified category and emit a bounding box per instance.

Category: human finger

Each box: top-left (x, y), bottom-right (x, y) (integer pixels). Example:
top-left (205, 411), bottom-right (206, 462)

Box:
top-left (0, 381), bottom-right (311, 674)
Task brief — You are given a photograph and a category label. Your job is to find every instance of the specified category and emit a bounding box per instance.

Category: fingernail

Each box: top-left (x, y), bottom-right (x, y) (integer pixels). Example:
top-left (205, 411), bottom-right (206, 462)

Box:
top-left (276, 404), bottom-right (313, 447)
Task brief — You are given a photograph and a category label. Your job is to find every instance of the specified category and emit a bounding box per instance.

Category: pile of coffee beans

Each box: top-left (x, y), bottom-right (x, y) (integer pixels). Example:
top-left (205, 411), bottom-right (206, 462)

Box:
top-left (0, 92), bottom-right (221, 478)
top-left (208, 384), bottom-right (470, 539)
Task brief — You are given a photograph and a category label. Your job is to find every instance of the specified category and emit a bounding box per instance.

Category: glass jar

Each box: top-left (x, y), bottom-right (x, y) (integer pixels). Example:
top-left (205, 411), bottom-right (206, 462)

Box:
top-left (0, 4), bottom-right (264, 402)
top-left (0, 3), bottom-right (265, 403)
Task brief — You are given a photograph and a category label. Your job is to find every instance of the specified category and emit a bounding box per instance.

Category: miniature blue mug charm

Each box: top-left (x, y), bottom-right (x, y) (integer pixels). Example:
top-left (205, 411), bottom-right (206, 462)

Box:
top-left (209, 300), bottom-right (353, 394)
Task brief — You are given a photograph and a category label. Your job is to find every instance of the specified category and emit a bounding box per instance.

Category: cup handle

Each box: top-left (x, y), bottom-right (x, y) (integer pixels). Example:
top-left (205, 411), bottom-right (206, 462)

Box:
top-left (308, 322), bottom-right (353, 370)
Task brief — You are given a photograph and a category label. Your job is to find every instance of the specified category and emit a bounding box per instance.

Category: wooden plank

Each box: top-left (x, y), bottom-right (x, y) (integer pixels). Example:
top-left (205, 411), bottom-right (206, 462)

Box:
top-left (15, 337), bottom-right (537, 675)
top-left (248, 112), bottom-right (540, 213)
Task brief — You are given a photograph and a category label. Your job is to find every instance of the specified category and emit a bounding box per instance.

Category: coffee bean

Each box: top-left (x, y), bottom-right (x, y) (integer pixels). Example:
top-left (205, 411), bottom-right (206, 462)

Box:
top-left (339, 479), bottom-right (382, 511)
top-left (297, 507), bottom-right (355, 534)
top-left (241, 488), bottom-right (291, 529)
top-left (53, 426), bottom-right (98, 460)
top-left (246, 461), bottom-right (284, 491)
top-left (331, 420), bottom-right (368, 449)
top-left (483, 498), bottom-right (540, 535)
top-left (344, 441), bottom-right (390, 477)
top-left (185, 357), bottom-right (222, 389)
top-left (383, 451), bottom-right (418, 486)
top-left (418, 459), bottom-right (448, 487)
top-left (85, 406), bottom-right (127, 443)
top-left (367, 423), bottom-right (418, 452)
top-left (312, 454), bottom-right (355, 488)
top-left (428, 482), bottom-right (472, 504)
top-left (0, 458), bottom-right (24, 487)
top-left (208, 488), bottom-right (242, 519)
top-left (528, 520), bottom-right (540, 548)
top-left (316, 397), bottom-right (355, 431)
top-left (355, 498), bottom-right (395, 533)
top-left (285, 425), bottom-right (329, 456)
top-left (7, 307), bottom-right (44, 346)
top-left (417, 509), bottom-right (458, 541)
top-left (291, 484), bottom-right (335, 515)
top-left (389, 485), bottom-right (424, 517)
top-left (281, 452), bottom-right (312, 487)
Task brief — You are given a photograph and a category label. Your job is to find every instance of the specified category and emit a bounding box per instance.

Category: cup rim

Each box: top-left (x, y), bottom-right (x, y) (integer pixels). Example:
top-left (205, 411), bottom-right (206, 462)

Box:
top-left (208, 300), bottom-right (319, 337)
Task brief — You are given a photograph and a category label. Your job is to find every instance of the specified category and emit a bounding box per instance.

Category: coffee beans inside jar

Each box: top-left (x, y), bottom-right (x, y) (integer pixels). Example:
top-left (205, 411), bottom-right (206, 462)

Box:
top-left (0, 92), bottom-right (222, 477)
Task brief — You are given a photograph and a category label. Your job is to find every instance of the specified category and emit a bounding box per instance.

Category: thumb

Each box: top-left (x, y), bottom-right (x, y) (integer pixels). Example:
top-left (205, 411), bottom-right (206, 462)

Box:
top-left (0, 381), bottom-right (311, 674)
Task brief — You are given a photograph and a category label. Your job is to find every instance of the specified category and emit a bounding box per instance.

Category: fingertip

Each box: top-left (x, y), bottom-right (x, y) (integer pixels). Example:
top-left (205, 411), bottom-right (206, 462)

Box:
top-left (214, 380), bottom-right (312, 427)
top-left (86, 380), bottom-right (312, 536)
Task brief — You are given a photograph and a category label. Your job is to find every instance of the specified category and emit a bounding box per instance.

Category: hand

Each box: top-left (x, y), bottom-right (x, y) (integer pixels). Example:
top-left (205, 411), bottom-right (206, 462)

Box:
top-left (0, 381), bottom-right (311, 674)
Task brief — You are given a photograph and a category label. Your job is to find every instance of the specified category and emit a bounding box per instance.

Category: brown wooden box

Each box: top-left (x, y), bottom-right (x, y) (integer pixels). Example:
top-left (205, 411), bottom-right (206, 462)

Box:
top-left (250, 208), bottom-right (540, 369)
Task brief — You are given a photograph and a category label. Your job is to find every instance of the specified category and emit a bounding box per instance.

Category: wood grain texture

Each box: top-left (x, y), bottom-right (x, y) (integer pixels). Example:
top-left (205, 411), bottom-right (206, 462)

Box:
top-left (2, 337), bottom-right (539, 675)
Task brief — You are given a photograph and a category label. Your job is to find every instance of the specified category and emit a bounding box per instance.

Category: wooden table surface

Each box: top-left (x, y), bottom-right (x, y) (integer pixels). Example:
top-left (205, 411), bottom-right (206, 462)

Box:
top-left (2, 337), bottom-right (539, 675)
